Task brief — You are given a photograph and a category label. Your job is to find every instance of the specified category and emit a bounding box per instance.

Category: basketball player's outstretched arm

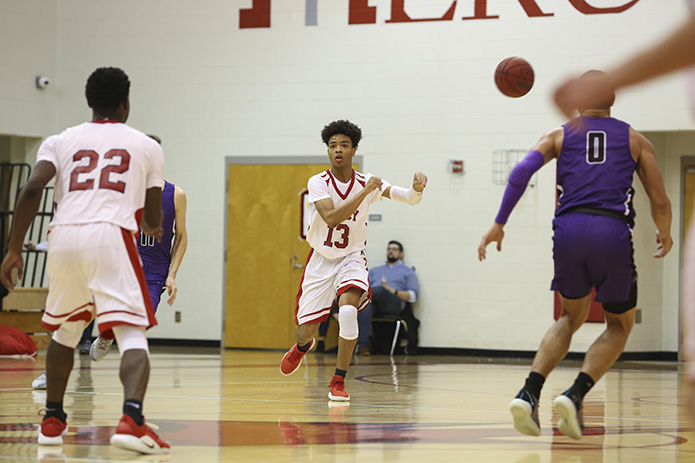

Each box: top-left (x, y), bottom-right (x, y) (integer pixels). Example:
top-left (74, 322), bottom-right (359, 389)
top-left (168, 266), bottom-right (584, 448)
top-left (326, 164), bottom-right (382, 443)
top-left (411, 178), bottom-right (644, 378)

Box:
top-left (631, 129), bottom-right (672, 258)
top-left (382, 172), bottom-right (428, 204)
top-left (0, 161), bottom-right (55, 289)
top-left (314, 176), bottom-right (383, 227)
top-left (554, 13), bottom-right (695, 118)
top-left (478, 130), bottom-right (561, 261)
top-left (166, 186), bottom-right (188, 306)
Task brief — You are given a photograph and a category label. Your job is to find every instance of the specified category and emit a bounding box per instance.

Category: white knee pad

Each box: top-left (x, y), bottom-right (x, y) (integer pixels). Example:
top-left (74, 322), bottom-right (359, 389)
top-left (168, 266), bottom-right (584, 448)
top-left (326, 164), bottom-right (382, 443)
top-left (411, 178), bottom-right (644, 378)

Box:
top-left (112, 325), bottom-right (149, 355)
top-left (338, 305), bottom-right (359, 340)
top-left (52, 320), bottom-right (88, 348)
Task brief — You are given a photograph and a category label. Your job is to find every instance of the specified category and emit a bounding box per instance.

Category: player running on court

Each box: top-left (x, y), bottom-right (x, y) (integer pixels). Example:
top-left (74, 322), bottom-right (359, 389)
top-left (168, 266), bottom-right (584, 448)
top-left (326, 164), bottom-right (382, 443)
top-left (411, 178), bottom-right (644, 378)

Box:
top-left (0, 67), bottom-right (170, 454)
top-left (89, 174), bottom-right (188, 362)
top-left (280, 119), bottom-right (427, 401)
top-left (478, 71), bottom-right (672, 440)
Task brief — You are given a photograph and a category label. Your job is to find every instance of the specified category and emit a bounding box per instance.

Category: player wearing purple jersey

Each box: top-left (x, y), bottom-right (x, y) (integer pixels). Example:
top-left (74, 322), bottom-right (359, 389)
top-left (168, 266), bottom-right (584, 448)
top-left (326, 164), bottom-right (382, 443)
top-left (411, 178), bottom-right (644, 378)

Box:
top-left (139, 181), bottom-right (179, 309)
top-left (89, 177), bottom-right (187, 362)
top-left (553, 3), bottom-right (695, 424)
top-left (478, 71), bottom-right (672, 440)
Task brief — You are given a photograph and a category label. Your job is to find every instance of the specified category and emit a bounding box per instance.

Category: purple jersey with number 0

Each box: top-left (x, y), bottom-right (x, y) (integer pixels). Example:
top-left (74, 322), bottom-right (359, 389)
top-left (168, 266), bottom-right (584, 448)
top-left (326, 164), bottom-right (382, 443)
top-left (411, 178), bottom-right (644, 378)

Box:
top-left (555, 116), bottom-right (636, 224)
top-left (138, 181), bottom-right (176, 284)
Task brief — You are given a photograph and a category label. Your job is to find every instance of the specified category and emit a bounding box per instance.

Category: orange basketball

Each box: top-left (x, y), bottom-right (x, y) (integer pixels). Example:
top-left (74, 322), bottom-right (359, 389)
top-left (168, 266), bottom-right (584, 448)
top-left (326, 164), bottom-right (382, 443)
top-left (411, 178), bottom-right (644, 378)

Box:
top-left (495, 57), bottom-right (534, 98)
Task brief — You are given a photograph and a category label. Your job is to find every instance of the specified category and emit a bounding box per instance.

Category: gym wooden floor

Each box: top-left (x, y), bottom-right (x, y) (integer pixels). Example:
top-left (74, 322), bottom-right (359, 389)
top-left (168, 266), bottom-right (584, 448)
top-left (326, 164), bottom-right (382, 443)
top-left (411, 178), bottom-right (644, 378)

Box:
top-left (1, 347), bottom-right (693, 462)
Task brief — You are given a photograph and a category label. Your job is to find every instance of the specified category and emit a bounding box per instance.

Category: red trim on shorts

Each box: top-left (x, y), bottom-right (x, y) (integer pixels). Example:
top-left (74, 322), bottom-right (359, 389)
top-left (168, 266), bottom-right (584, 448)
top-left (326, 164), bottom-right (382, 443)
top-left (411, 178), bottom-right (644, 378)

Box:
top-left (42, 322), bottom-right (60, 331)
top-left (121, 227), bottom-right (158, 329)
top-left (339, 279), bottom-right (367, 290)
top-left (326, 169), bottom-right (356, 200)
top-left (337, 284), bottom-right (373, 312)
top-left (294, 249), bottom-right (313, 325)
top-left (299, 309), bottom-right (332, 325)
top-left (42, 301), bottom-right (94, 319)
top-left (300, 306), bottom-right (333, 323)
top-left (41, 303), bottom-right (94, 331)
top-left (98, 321), bottom-right (143, 339)
top-left (99, 309), bottom-right (145, 318)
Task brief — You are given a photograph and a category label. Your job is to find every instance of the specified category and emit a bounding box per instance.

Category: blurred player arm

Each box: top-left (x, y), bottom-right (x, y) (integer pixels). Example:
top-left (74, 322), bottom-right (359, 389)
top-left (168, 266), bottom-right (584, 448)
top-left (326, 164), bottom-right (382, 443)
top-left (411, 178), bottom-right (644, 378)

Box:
top-left (554, 14), bottom-right (695, 118)
top-left (0, 161), bottom-right (56, 289)
top-left (477, 130), bottom-right (560, 261)
top-left (632, 129), bottom-right (672, 258)
top-left (166, 186), bottom-right (188, 306)
top-left (142, 187), bottom-right (163, 241)
top-left (313, 176), bottom-right (382, 228)
top-left (383, 172), bottom-right (427, 204)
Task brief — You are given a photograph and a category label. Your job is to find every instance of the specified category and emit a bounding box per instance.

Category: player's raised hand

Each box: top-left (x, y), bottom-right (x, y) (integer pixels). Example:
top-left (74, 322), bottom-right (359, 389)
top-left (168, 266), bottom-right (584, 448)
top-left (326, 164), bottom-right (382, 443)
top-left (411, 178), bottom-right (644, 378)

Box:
top-left (366, 176), bottom-right (383, 193)
top-left (654, 230), bottom-right (673, 258)
top-left (412, 172), bottom-right (427, 192)
top-left (478, 223), bottom-right (505, 262)
top-left (0, 250), bottom-right (23, 291)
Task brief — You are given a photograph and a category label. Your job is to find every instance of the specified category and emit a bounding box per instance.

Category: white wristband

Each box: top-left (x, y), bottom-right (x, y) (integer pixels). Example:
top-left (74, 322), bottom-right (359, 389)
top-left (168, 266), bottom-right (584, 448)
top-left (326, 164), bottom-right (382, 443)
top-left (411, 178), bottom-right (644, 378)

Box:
top-left (389, 185), bottom-right (422, 205)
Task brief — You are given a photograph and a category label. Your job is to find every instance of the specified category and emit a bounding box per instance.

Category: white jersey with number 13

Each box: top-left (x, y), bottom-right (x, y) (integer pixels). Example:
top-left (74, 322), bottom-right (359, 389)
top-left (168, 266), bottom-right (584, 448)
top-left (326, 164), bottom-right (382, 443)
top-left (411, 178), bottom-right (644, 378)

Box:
top-left (306, 169), bottom-right (390, 260)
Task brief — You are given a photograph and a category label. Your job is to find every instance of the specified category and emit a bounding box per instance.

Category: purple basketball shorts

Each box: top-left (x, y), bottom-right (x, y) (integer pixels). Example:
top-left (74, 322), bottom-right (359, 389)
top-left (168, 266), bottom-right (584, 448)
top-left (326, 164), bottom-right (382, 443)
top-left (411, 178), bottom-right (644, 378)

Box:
top-left (550, 212), bottom-right (636, 302)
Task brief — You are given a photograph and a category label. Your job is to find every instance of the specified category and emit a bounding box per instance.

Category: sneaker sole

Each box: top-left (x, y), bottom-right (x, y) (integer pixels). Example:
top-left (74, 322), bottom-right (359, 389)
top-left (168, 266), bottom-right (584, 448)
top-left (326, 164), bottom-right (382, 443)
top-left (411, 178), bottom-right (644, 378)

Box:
top-left (553, 395), bottom-right (583, 440)
top-left (279, 339), bottom-right (315, 376)
top-left (111, 433), bottom-right (169, 454)
top-left (37, 425), bottom-right (68, 445)
top-left (328, 392), bottom-right (350, 402)
top-left (509, 398), bottom-right (541, 437)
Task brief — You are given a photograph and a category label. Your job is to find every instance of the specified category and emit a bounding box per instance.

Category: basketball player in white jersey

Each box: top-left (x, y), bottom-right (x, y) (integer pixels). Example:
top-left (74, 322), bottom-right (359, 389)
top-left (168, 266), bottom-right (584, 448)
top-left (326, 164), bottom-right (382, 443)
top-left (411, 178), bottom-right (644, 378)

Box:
top-left (0, 67), bottom-right (170, 454)
top-left (553, 2), bottom-right (695, 422)
top-left (280, 119), bottom-right (427, 401)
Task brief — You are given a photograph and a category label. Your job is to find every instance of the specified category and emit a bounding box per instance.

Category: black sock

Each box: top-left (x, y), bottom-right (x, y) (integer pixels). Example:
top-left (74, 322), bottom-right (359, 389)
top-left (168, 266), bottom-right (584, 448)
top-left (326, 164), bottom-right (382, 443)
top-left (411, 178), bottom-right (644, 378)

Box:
top-left (565, 372), bottom-right (595, 403)
top-left (124, 399), bottom-right (144, 426)
top-left (316, 340), bottom-right (325, 352)
top-left (297, 341), bottom-right (312, 353)
top-left (334, 368), bottom-right (347, 378)
top-left (45, 401), bottom-right (66, 422)
top-left (523, 371), bottom-right (546, 399)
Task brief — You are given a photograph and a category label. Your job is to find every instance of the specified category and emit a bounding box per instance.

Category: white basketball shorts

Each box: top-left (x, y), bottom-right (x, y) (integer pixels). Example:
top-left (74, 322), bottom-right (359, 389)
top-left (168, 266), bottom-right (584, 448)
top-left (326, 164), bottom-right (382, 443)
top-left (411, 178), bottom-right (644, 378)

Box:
top-left (295, 249), bottom-right (372, 326)
top-left (41, 223), bottom-right (157, 336)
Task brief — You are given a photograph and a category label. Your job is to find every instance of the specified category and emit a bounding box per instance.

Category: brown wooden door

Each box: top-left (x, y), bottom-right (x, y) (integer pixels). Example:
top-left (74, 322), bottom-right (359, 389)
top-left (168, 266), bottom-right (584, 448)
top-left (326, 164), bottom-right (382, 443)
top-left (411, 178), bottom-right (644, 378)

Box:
top-left (225, 163), bottom-right (328, 349)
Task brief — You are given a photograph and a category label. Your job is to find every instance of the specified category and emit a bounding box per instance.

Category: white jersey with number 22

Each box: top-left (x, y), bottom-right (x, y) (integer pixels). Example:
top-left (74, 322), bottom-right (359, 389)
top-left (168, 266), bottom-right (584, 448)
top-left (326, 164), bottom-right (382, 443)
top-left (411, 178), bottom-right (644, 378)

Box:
top-left (36, 120), bottom-right (164, 233)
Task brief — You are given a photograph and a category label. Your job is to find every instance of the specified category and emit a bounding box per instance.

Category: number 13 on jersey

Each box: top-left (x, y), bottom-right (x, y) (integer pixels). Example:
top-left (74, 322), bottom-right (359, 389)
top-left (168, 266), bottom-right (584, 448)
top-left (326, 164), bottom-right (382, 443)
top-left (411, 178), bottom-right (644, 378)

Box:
top-left (322, 210), bottom-right (358, 249)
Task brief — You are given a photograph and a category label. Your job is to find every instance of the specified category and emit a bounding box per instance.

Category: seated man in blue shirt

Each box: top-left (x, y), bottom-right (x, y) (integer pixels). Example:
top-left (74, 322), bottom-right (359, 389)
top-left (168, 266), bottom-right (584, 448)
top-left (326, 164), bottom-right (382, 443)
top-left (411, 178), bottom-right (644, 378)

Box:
top-left (357, 240), bottom-right (420, 355)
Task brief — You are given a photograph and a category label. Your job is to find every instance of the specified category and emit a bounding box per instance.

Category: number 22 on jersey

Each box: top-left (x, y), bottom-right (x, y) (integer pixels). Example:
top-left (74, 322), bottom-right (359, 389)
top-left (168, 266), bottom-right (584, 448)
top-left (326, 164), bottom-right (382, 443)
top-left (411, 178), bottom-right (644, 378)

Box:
top-left (69, 149), bottom-right (130, 193)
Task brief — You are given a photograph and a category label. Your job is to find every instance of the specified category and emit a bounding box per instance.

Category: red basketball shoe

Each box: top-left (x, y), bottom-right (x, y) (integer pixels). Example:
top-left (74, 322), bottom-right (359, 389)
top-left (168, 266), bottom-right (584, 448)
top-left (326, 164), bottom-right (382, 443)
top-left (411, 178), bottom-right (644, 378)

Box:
top-left (280, 339), bottom-right (315, 376)
top-left (110, 415), bottom-right (170, 454)
top-left (37, 416), bottom-right (68, 445)
top-left (328, 375), bottom-right (350, 401)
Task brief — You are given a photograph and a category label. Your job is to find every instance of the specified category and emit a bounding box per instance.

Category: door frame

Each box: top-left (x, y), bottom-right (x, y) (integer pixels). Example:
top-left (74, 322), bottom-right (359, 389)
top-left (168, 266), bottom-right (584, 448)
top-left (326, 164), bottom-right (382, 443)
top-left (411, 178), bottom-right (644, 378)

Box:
top-left (221, 155), bottom-right (363, 348)
top-left (679, 156), bottom-right (695, 361)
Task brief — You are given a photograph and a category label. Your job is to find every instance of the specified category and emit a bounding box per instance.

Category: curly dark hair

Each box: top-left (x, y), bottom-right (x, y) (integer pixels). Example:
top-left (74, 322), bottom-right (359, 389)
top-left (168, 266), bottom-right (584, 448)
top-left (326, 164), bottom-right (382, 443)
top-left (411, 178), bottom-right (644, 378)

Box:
top-left (85, 67), bottom-right (130, 110)
top-left (321, 120), bottom-right (362, 149)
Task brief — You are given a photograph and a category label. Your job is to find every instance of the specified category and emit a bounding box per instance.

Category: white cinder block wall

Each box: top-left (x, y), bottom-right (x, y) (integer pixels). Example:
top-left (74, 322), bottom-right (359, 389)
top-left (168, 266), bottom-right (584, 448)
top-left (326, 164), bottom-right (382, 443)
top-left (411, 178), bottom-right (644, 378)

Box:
top-left (1, 0), bottom-right (693, 352)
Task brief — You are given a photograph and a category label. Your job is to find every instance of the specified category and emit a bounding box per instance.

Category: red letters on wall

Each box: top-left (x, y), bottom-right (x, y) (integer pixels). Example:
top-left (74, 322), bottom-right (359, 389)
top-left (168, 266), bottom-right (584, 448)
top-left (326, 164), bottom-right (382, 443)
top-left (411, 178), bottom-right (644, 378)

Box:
top-left (240, 0), bottom-right (271, 29)
top-left (239, 0), bottom-right (642, 29)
